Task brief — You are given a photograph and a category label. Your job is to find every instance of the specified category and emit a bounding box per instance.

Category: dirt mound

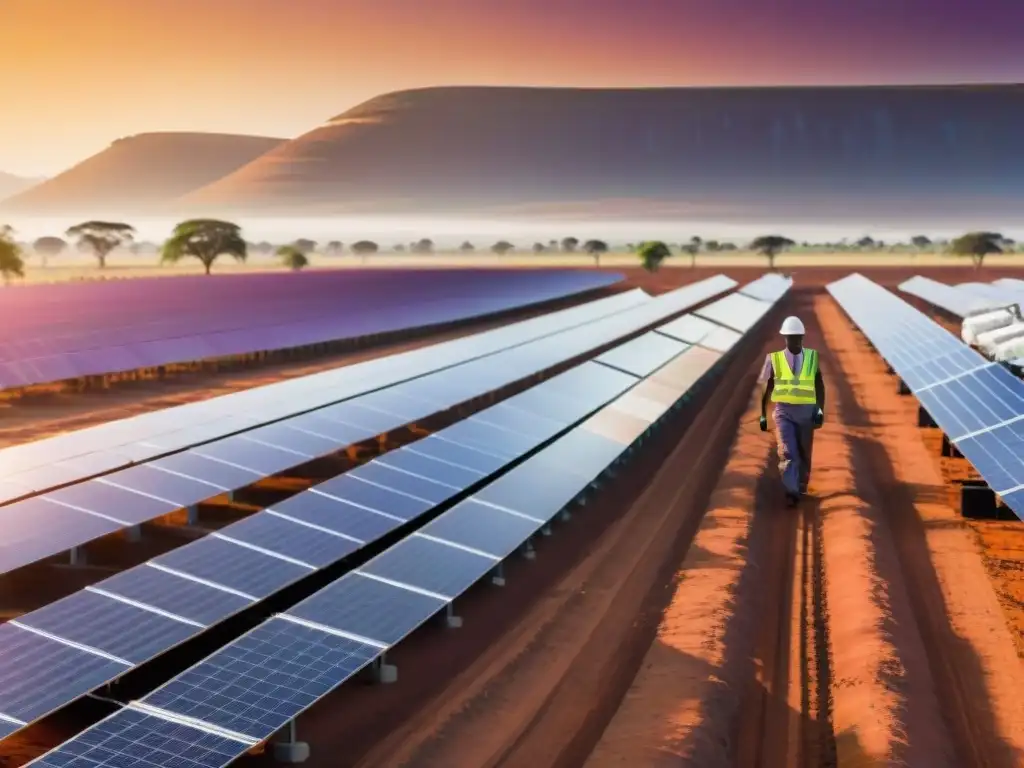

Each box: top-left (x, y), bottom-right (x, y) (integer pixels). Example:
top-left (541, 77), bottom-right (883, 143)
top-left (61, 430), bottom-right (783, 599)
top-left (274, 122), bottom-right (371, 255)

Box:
top-left (179, 84), bottom-right (1024, 222)
top-left (0, 133), bottom-right (283, 215)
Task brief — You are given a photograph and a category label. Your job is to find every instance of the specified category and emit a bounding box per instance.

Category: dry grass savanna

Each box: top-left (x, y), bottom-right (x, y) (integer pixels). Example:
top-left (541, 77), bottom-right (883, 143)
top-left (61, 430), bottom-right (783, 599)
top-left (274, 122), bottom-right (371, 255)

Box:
top-left (3, 249), bottom-right (1024, 285)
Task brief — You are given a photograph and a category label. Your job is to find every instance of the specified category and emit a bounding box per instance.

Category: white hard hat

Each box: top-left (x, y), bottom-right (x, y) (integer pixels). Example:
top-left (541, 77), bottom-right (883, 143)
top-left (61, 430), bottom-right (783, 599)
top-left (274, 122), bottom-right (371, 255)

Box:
top-left (780, 316), bottom-right (805, 335)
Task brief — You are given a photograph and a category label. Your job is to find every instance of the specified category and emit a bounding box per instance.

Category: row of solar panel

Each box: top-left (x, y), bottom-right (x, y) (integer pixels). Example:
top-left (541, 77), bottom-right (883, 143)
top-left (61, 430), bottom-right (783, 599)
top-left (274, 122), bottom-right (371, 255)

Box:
top-left (827, 274), bottom-right (1024, 518)
top-left (0, 360), bottom-right (637, 739)
top-left (899, 275), bottom-right (1024, 318)
top-left (0, 278), bottom-right (741, 576)
top-left (0, 271), bottom-right (625, 389)
top-left (0, 277), bottom-right (741, 502)
top-left (27, 280), bottom-right (788, 767)
top-left (0, 287), bottom-right (657, 498)
top-left (0, 276), bottom-right (766, 742)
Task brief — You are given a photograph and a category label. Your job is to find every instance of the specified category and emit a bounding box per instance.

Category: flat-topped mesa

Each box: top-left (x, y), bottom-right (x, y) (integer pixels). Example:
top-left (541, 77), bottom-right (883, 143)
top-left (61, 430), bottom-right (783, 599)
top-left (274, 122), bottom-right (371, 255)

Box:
top-left (177, 84), bottom-right (1024, 220)
top-left (0, 132), bottom-right (284, 215)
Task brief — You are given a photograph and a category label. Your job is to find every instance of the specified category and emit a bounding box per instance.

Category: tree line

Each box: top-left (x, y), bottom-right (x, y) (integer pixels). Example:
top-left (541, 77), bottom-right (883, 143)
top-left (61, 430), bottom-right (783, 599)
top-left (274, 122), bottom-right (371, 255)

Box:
top-left (0, 220), bottom-right (1015, 284)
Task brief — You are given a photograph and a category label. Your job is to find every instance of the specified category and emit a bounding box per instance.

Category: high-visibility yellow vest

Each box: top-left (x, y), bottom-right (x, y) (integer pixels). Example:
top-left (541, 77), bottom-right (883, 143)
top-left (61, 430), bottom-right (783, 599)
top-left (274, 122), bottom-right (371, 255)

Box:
top-left (771, 348), bottom-right (819, 405)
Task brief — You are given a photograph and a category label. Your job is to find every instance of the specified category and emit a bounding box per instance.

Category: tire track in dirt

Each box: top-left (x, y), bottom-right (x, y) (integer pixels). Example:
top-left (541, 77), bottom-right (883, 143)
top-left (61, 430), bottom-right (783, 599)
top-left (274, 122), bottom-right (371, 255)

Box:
top-left (348, 323), bottom-right (771, 768)
top-left (821, 294), bottom-right (1024, 767)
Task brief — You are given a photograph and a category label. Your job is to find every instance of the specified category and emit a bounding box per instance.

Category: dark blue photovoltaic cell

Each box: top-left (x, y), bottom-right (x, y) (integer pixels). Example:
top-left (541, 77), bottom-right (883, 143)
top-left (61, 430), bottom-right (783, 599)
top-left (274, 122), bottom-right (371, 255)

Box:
top-left (190, 436), bottom-right (306, 475)
top-left (471, 402), bottom-right (568, 438)
top-left (223, 512), bottom-right (363, 567)
top-left (44, 481), bottom-right (180, 525)
top-left (361, 535), bottom-right (497, 597)
top-left (542, 363), bottom-right (637, 408)
top-left (17, 590), bottom-right (200, 664)
top-left (241, 423), bottom-right (344, 457)
top-left (956, 421), bottom-right (1024, 493)
top-left (284, 412), bottom-right (378, 444)
top-left (431, 420), bottom-right (524, 460)
top-left (149, 451), bottom-right (262, 490)
top-left (317, 402), bottom-right (403, 434)
top-left (155, 535), bottom-right (312, 599)
top-left (374, 448), bottom-right (485, 489)
top-left (0, 497), bottom-right (125, 576)
top-left (272, 492), bottom-right (403, 542)
top-left (353, 388), bottom-right (436, 421)
top-left (595, 332), bottom-right (687, 377)
top-left (30, 708), bottom-right (248, 768)
top-left (407, 437), bottom-right (507, 474)
top-left (0, 623), bottom-right (129, 723)
top-left (422, 500), bottom-right (540, 559)
top-left (144, 618), bottom-right (380, 740)
top-left (101, 464), bottom-right (227, 504)
top-left (347, 461), bottom-right (462, 504)
top-left (1005, 488), bottom-right (1024, 517)
top-left (289, 573), bottom-right (446, 645)
top-left (314, 475), bottom-right (433, 521)
top-left (98, 565), bottom-right (253, 626)
top-left (474, 458), bottom-right (597, 521)
top-left (540, 424), bottom-right (634, 473)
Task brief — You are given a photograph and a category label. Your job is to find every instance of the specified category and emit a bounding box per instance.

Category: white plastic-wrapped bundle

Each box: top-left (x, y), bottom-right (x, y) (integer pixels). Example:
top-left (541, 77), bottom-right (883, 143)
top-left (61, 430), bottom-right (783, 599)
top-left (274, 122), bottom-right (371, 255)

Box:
top-left (994, 335), bottom-right (1024, 362)
top-left (962, 306), bottom-right (1018, 345)
top-left (976, 322), bottom-right (1024, 356)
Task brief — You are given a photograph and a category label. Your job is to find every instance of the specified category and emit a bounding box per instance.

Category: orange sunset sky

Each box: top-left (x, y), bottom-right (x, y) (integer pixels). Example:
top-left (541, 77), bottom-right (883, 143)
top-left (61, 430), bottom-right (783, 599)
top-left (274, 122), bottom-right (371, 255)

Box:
top-left (3, 0), bottom-right (1022, 178)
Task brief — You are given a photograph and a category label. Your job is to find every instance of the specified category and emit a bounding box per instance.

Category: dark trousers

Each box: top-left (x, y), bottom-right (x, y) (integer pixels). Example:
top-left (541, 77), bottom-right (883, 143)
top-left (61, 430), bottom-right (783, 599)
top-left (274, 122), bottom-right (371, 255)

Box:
top-left (775, 414), bottom-right (815, 495)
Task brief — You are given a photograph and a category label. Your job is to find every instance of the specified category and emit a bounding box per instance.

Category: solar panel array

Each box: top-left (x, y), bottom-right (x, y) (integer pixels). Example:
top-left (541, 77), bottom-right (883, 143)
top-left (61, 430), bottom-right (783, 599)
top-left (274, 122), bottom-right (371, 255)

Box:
top-left (0, 269), bottom-right (624, 391)
top-left (898, 275), bottom-right (1007, 317)
top-left (0, 288), bottom-right (655, 506)
top-left (0, 277), bottom-right (737, 577)
top-left (26, 276), bottom-right (790, 767)
top-left (954, 281), bottom-right (1022, 304)
top-left (828, 274), bottom-right (1024, 519)
top-left (0, 275), bottom-right (741, 741)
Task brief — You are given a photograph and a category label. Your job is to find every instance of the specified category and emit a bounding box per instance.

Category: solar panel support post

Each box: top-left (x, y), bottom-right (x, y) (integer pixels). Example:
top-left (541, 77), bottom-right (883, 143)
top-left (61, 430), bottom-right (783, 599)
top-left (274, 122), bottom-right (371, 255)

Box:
top-left (560, 508), bottom-right (572, 522)
top-left (897, 379), bottom-right (911, 396)
top-left (540, 523), bottom-right (553, 536)
top-left (941, 434), bottom-right (964, 460)
top-left (126, 525), bottom-right (141, 543)
top-left (445, 602), bottom-right (463, 629)
top-left (491, 562), bottom-right (506, 587)
top-left (917, 406), bottom-right (938, 429)
top-left (960, 482), bottom-right (999, 520)
top-left (186, 505), bottom-right (199, 526)
top-left (522, 540), bottom-right (537, 560)
top-left (372, 654), bottom-right (398, 684)
top-left (272, 719), bottom-right (310, 764)
top-left (69, 546), bottom-right (84, 566)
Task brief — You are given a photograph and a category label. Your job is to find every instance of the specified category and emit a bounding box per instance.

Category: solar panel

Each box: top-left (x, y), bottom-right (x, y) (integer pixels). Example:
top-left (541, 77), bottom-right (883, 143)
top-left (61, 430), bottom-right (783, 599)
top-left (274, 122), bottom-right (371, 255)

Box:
top-left (141, 617), bottom-right (381, 741)
top-left (219, 513), bottom-right (365, 568)
top-left (406, 436), bottom-right (507, 475)
top-left (594, 332), bottom-right (689, 377)
top-left (898, 275), bottom-right (1001, 317)
top-left (347, 461), bottom-right (461, 505)
top-left (420, 500), bottom-right (542, 560)
top-left (154, 535), bottom-right (314, 599)
top-left (28, 708), bottom-right (249, 768)
top-left (656, 313), bottom-right (720, 345)
top-left (99, 565), bottom-right (253, 626)
top-left (360, 534), bottom-right (498, 597)
top-left (738, 273), bottom-right (794, 303)
top-left (650, 346), bottom-right (722, 392)
top-left (314, 474), bottom-right (435, 521)
top-left (694, 292), bottom-right (773, 333)
top-left (16, 590), bottom-right (201, 665)
top-left (0, 498), bottom-right (125, 574)
top-left (828, 273), bottom-right (1024, 518)
top-left (700, 326), bottom-right (744, 353)
top-left (46, 481), bottom-right (181, 524)
top-left (288, 572), bottom-right (446, 646)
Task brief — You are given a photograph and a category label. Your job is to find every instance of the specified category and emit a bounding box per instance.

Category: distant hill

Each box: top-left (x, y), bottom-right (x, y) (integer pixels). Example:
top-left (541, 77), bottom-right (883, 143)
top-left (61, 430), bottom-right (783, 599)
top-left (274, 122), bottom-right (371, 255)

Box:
top-left (0, 132), bottom-right (284, 215)
top-left (0, 171), bottom-right (43, 200)
top-left (178, 85), bottom-right (1024, 223)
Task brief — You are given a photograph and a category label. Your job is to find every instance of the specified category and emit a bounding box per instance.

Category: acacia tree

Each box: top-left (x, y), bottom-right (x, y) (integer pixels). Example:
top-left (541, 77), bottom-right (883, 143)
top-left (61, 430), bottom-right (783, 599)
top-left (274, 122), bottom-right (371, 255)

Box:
top-left (0, 226), bottom-right (25, 285)
top-left (636, 241), bottom-right (671, 273)
top-left (411, 238), bottom-right (433, 254)
top-left (459, 241), bottom-right (475, 253)
top-left (491, 240), bottom-right (514, 255)
top-left (161, 219), bottom-right (247, 275)
top-left (561, 236), bottom-right (579, 253)
top-left (66, 221), bottom-right (134, 269)
top-left (276, 245), bottom-right (309, 271)
top-left (32, 236), bottom-right (66, 268)
top-left (679, 238), bottom-right (700, 268)
top-left (532, 242), bottom-right (547, 253)
top-left (293, 238), bottom-right (317, 254)
top-left (583, 239), bottom-right (608, 266)
top-left (749, 235), bottom-right (795, 271)
top-left (950, 231), bottom-right (1004, 270)
top-left (350, 240), bottom-right (378, 265)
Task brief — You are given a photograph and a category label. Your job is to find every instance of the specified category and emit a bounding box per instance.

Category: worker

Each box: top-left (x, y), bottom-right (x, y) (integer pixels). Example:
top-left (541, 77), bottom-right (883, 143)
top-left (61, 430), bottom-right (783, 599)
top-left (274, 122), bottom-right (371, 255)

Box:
top-left (759, 316), bottom-right (826, 506)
